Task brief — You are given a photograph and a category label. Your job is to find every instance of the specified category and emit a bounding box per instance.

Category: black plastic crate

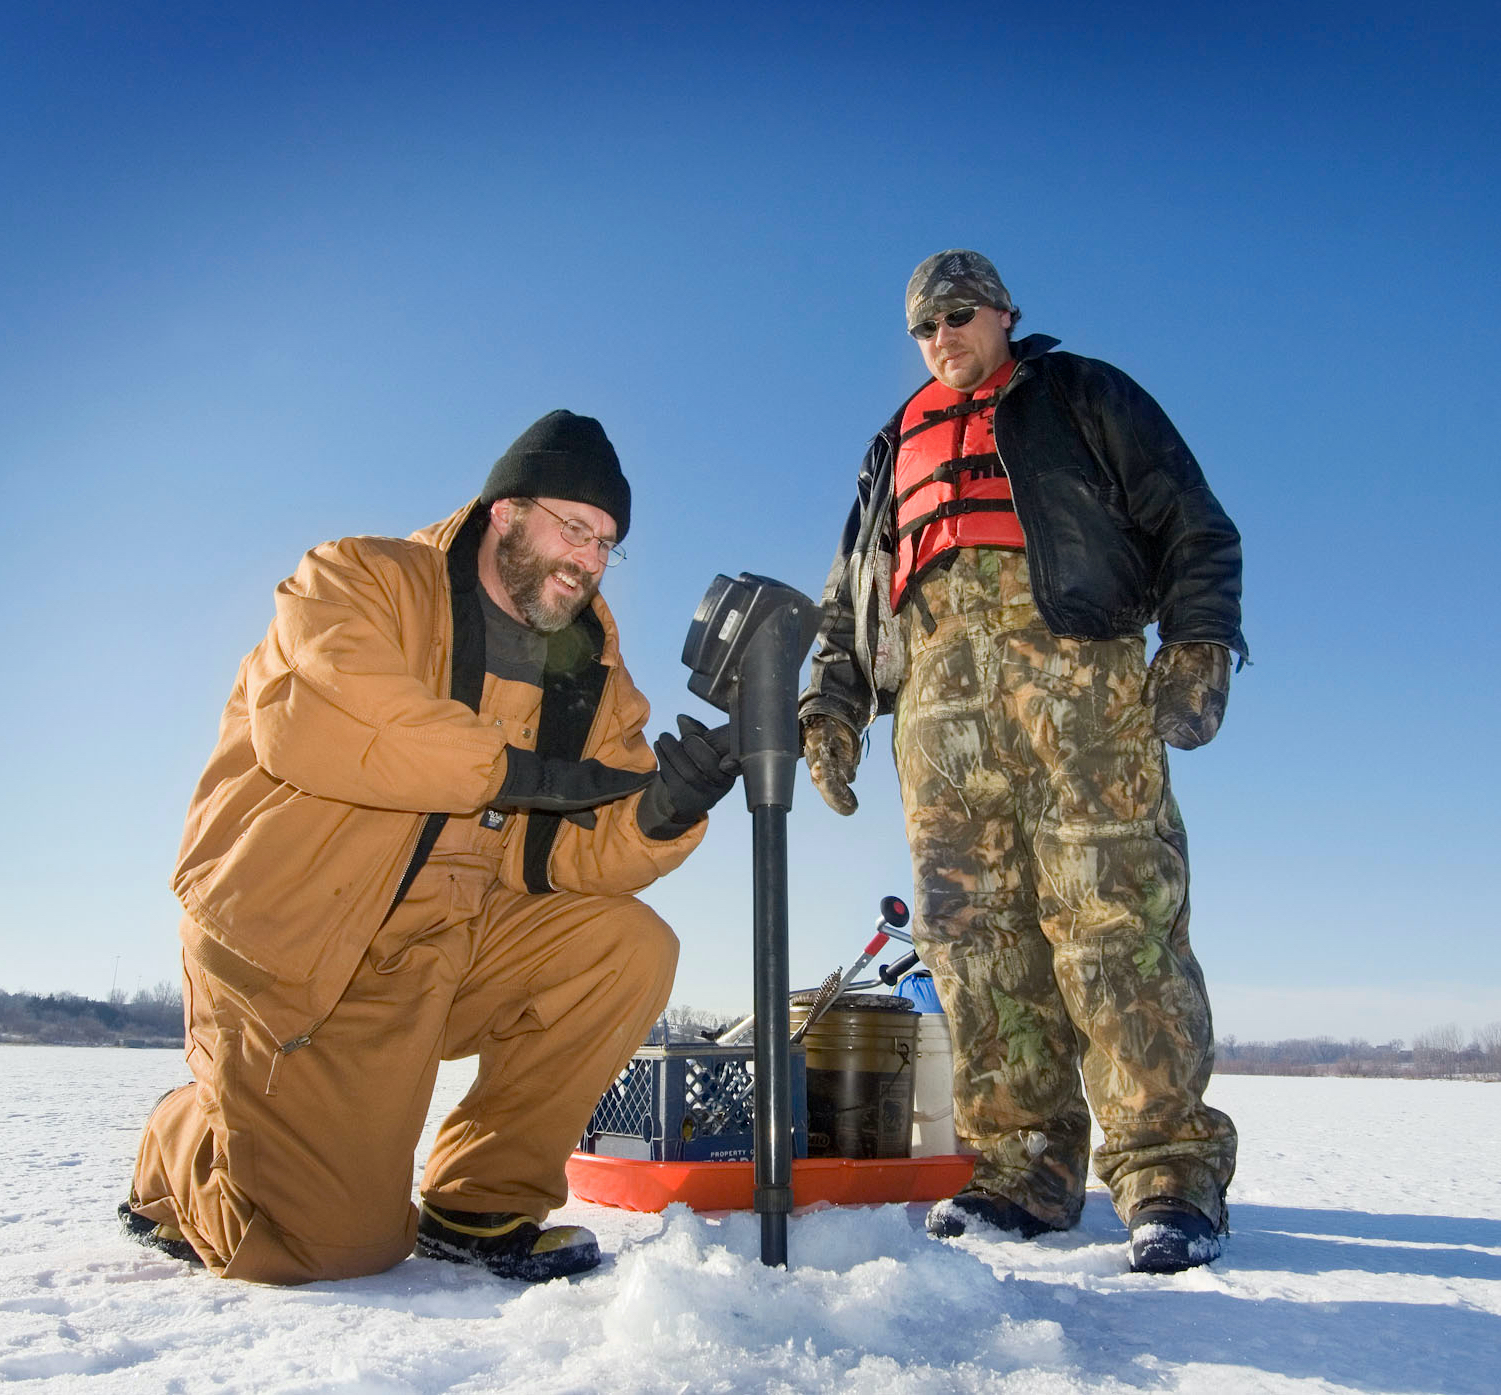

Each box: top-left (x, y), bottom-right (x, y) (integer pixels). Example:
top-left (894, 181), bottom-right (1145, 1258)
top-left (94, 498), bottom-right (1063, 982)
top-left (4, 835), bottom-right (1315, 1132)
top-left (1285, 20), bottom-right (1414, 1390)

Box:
top-left (580, 1044), bottom-right (808, 1162)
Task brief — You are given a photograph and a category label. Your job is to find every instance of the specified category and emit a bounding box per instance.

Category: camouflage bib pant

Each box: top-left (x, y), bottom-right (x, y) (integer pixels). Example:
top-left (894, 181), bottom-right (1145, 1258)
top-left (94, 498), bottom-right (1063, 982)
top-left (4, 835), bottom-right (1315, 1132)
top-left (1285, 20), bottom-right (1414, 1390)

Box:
top-left (894, 548), bottom-right (1236, 1230)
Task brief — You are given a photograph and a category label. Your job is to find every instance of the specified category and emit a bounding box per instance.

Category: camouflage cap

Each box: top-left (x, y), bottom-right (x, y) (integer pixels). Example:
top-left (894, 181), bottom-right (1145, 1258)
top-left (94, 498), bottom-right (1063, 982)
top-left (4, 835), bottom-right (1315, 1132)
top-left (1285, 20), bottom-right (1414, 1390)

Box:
top-left (905, 249), bottom-right (1016, 330)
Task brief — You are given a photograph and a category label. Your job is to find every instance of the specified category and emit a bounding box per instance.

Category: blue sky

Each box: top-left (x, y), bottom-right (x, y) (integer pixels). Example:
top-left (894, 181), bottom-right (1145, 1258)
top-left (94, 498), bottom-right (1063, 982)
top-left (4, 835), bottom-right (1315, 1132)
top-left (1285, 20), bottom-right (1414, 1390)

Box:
top-left (3, 1), bottom-right (1497, 1043)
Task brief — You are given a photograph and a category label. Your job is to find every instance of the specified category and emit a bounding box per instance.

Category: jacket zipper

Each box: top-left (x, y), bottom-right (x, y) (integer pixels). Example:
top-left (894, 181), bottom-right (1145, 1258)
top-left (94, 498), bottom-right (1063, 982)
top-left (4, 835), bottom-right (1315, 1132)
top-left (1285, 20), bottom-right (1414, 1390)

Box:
top-left (268, 1015), bottom-right (333, 1095)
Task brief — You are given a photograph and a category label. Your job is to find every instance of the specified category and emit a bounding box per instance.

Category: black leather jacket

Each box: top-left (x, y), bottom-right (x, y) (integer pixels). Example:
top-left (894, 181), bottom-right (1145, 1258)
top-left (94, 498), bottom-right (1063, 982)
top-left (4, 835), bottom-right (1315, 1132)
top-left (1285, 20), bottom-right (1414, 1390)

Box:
top-left (799, 335), bottom-right (1248, 732)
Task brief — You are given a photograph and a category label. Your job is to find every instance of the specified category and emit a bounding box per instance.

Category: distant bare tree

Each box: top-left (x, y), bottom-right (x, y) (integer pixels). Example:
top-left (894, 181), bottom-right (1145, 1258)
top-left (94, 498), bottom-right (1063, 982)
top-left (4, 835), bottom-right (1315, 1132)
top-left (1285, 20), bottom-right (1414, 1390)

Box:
top-left (146, 980), bottom-right (181, 1007)
top-left (1412, 1023), bottom-right (1464, 1078)
top-left (130, 979), bottom-right (181, 1011)
top-left (1472, 1021), bottom-right (1501, 1072)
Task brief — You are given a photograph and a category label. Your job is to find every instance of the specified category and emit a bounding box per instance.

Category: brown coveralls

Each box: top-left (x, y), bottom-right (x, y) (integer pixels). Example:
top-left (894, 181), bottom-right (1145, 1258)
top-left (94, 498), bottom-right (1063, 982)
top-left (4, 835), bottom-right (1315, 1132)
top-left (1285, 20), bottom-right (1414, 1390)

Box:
top-left (130, 509), bottom-right (692, 1283)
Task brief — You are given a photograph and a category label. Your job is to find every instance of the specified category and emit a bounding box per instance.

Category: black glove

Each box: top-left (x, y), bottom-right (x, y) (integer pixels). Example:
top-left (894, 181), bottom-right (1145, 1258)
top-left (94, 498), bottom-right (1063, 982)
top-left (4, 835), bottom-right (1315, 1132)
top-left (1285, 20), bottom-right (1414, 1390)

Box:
top-left (1142, 643), bottom-right (1231, 750)
top-left (490, 747), bottom-right (654, 814)
top-left (637, 715), bottom-right (740, 840)
top-left (802, 715), bottom-right (860, 815)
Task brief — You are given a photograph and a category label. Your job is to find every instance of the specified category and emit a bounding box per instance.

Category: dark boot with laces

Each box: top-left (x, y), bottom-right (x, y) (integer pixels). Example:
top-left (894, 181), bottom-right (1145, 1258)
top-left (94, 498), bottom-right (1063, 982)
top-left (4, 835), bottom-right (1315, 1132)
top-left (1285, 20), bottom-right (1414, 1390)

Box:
top-left (416, 1200), bottom-right (600, 1281)
top-left (1128, 1198), bottom-right (1222, 1273)
top-left (117, 1199), bottom-right (203, 1266)
top-left (926, 1189), bottom-right (1069, 1240)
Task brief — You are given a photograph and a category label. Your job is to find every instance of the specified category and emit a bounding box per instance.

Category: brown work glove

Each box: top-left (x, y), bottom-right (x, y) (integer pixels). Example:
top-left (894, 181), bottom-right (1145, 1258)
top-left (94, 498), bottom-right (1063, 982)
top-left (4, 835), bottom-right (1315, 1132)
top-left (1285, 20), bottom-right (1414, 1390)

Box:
top-left (1142, 643), bottom-right (1231, 750)
top-left (802, 715), bottom-right (861, 815)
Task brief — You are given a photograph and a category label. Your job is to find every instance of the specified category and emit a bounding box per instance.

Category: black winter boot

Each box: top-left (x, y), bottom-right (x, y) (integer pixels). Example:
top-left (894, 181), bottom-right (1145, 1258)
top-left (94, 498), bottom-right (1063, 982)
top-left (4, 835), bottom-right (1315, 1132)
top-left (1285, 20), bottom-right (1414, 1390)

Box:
top-left (117, 1200), bottom-right (202, 1266)
top-left (1128, 1198), bottom-right (1221, 1273)
top-left (416, 1201), bottom-right (600, 1281)
top-left (926, 1189), bottom-right (1067, 1240)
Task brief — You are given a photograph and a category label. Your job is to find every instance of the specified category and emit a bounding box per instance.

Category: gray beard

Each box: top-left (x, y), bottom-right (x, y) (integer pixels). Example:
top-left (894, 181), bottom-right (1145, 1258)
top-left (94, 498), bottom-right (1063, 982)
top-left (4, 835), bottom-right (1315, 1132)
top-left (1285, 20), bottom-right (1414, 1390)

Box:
top-left (491, 529), bottom-right (597, 634)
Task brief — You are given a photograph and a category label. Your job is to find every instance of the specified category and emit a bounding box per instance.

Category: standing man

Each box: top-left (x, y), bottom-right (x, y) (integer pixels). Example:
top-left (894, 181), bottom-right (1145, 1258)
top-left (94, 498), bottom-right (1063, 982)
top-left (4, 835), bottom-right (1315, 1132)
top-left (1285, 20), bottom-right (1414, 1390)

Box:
top-left (799, 252), bottom-right (1246, 1273)
top-left (121, 410), bottom-right (737, 1284)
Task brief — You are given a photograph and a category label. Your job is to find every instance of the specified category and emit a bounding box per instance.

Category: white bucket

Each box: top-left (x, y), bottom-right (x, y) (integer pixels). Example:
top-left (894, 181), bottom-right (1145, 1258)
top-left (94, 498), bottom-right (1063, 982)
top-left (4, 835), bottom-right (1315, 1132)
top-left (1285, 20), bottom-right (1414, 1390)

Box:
top-left (911, 1013), bottom-right (961, 1157)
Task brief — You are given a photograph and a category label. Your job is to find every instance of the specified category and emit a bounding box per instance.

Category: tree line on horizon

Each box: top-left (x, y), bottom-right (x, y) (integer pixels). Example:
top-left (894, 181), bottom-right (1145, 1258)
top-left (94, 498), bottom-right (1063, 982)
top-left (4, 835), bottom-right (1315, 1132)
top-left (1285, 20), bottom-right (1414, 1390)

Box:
top-left (1212, 1024), bottom-right (1501, 1079)
top-left (5, 991), bottom-right (1499, 1081)
top-left (0, 984), bottom-right (184, 1047)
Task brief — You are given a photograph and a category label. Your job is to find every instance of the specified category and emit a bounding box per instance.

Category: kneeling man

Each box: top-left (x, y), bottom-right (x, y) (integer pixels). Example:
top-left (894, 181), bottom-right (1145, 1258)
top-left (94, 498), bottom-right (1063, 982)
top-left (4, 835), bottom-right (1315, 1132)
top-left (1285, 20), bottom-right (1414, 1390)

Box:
top-left (122, 411), bottom-right (735, 1283)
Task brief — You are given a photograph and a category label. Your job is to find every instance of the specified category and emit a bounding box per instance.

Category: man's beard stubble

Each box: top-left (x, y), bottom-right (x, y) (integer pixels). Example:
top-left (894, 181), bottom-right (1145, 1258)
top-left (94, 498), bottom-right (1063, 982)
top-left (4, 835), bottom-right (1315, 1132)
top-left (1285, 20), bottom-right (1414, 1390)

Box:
top-left (491, 527), bottom-right (598, 634)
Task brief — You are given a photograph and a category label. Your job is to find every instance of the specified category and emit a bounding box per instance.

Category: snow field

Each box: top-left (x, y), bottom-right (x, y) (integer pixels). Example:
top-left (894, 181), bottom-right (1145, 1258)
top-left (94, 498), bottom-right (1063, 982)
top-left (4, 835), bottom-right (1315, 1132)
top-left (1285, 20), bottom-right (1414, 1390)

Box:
top-left (1, 1047), bottom-right (1497, 1393)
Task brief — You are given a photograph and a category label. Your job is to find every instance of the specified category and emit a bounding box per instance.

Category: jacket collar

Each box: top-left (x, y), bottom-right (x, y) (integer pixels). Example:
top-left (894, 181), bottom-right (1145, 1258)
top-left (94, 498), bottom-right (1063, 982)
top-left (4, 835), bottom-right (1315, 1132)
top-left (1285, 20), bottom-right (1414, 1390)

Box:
top-left (411, 498), bottom-right (486, 553)
top-left (1011, 333), bottom-right (1061, 362)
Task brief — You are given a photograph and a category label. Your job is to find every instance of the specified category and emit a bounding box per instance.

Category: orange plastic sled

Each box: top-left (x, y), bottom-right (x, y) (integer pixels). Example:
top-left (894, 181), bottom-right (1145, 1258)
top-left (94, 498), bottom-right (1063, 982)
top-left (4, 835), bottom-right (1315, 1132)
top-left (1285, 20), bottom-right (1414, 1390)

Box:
top-left (566, 1151), bottom-right (975, 1213)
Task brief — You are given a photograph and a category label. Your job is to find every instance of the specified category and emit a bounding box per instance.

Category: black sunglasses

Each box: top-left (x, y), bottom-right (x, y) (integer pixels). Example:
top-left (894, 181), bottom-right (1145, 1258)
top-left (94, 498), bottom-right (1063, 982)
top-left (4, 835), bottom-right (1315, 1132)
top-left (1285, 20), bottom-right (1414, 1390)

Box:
top-left (908, 305), bottom-right (980, 340)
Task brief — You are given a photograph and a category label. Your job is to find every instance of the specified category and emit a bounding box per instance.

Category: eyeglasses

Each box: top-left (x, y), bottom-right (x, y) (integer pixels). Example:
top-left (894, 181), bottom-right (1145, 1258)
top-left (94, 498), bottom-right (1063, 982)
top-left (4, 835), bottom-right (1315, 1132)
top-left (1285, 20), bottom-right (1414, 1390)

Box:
top-left (528, 500), bottom-right (627, 567)
top-left (908, 305), bottom-right (980, 340)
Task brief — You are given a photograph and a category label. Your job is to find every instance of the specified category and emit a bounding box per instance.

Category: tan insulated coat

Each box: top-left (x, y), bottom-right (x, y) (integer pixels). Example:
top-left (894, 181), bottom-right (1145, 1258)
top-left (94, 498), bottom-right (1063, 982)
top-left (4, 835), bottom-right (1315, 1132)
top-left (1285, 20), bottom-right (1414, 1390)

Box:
top-left (171, 500), bottom-right (704, 1050)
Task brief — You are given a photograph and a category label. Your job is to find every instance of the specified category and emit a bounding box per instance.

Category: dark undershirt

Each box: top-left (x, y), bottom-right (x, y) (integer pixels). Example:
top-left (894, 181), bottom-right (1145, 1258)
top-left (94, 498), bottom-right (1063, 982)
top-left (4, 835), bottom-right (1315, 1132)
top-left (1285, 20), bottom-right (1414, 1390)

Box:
top-left (476, 586), bottom-right (547, 685)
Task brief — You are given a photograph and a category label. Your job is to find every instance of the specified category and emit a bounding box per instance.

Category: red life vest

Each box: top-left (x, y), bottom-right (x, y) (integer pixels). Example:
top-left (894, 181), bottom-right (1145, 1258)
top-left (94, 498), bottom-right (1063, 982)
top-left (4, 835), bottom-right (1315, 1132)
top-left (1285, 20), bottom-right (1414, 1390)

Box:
top-left (891, 359), bottom-right (1024, 611)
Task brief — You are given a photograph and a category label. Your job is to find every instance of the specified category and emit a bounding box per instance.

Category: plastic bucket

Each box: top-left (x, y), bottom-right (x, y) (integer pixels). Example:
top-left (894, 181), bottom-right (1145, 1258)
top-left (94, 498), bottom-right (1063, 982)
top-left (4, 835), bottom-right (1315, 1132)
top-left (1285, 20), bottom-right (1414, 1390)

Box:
top-left (895, 972), bottom-right (961, 1157)
top-left (910, 1014), bottom-right (960, 1157)
top-left (789, 993), bottom-right (918, 1159)
top-left (894, 970), bottom-right (944, 1014)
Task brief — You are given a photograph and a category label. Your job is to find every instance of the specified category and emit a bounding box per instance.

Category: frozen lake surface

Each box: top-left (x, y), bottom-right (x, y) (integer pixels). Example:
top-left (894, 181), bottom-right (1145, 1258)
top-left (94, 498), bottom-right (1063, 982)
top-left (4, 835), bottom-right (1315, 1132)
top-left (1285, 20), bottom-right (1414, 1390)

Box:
top-left (1, 1045), bottom-right (1497, 1393)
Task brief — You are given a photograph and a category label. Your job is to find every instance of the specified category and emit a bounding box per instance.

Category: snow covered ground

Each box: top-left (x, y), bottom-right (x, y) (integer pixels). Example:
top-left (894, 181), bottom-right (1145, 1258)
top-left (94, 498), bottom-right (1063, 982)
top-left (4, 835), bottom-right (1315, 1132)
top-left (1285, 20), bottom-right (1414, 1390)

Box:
top-left (1, 1045), bottom-right (1497, 1394)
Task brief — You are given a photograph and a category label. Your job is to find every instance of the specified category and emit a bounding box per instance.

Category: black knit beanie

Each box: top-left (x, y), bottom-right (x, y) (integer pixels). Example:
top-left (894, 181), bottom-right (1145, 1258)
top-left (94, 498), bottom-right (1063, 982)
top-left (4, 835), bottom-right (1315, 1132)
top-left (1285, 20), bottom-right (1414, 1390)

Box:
top-left (479, 410), bottom-right (631, 540)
